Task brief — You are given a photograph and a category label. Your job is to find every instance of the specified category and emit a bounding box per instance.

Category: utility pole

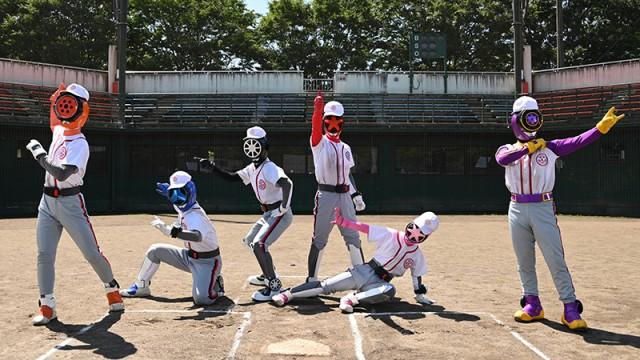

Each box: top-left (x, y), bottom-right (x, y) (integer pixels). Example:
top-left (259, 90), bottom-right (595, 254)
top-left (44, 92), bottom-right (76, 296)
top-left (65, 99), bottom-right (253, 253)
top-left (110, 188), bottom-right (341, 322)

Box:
top-left (556, 0), bottom-right (564, 67)
top-left (513, 0), bottom-right (524, 94)
top-left (116, 0), bottom-right (128, 123)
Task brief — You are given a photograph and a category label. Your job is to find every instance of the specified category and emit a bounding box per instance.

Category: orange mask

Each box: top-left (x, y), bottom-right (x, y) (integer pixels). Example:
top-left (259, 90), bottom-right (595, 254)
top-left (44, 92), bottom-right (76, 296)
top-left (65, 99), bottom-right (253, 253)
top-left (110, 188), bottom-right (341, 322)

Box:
top-left (49, 83), bottom-right (90, 135)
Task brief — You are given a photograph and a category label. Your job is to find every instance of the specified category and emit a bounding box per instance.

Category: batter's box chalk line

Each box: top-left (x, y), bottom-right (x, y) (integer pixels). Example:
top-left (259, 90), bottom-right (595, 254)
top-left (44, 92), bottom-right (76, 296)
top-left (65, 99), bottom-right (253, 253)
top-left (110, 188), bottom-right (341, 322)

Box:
top-left (348, 310), bottom-right (550, 360)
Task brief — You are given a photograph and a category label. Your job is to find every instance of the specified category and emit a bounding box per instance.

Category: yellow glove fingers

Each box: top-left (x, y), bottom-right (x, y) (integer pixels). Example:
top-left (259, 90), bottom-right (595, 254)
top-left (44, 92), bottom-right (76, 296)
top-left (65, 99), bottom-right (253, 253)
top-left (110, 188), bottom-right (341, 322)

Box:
top-left (616, 113), bottom-right (625, 121)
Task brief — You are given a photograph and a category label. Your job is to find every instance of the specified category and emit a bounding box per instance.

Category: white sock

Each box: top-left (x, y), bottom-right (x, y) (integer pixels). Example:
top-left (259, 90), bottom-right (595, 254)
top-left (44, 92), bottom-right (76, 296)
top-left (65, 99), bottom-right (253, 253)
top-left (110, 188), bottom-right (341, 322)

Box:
top-left (136, 257), bottom-right (159, 288)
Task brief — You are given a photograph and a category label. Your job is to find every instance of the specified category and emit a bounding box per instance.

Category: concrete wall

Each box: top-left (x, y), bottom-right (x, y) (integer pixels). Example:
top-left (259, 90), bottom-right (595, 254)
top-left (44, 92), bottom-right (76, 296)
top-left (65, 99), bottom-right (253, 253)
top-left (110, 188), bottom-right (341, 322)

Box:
top-left (126, 71), bottom-right (304, 94)
top-left (334, 71), bottom-right (514, 94)
top-left (533, 59), bottom-right (640, 92)
top-left (0, 58), bottom-right (107, 92)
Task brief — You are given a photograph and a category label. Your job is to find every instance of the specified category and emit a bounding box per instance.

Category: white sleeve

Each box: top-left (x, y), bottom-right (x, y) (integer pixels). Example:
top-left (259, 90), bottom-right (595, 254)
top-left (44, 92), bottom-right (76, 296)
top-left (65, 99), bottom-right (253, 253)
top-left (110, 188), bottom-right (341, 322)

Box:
top-left (62, 139), bottom-right (90, 172)
top-left (411, 251), bottom-right (428, 278)
top-left (345, 145), bottom-right (355, 169)
top-left (236, 164), bottom-right (252, 185)
top-left (310, 135), bottom-right (326, 150)
top-left (183, 211), bottom-right (207, 234)
top-left (367, 225), bottom-right (394, 243)
top-left (263, 163), bottom-right (287, 185)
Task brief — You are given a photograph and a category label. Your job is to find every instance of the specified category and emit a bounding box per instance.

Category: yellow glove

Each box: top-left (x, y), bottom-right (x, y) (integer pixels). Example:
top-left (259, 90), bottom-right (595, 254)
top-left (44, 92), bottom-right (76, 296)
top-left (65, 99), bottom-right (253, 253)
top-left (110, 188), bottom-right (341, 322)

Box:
top-left (596, 107), bottom-right (625, 134)
top-left (524, 138), bottom-right (546, 154)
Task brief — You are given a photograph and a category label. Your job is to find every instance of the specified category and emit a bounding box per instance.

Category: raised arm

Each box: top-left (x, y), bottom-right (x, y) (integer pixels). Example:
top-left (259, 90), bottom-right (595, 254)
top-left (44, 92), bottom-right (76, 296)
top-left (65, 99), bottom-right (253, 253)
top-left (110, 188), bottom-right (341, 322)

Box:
top-left (331, 207), bottom-right (369, 234)
top-left (311, 91), bottom-right (324, 147)
top-left (194, 157), bottom-right (242, 182)
top-left (547, 107), bottom-right (624, 157)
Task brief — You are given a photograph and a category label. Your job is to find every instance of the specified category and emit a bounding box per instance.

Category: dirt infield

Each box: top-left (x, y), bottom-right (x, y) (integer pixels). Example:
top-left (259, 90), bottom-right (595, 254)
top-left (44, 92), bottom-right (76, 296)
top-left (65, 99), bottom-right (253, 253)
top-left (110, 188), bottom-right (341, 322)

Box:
top-left (1, 213), bottom-right (639, 359)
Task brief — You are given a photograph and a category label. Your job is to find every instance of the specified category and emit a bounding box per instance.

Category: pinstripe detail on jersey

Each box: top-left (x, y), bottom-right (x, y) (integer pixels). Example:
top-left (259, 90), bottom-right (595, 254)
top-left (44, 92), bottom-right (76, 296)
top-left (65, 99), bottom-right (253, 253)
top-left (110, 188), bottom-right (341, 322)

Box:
top-left (382, 232), bottom-right (402, 268)
top-left (387, 247), bottom-right (419, 272)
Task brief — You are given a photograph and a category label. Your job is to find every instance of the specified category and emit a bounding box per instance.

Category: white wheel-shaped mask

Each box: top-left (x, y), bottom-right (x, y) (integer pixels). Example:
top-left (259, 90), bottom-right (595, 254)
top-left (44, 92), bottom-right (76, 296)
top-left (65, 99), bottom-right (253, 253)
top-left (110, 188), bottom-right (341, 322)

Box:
top-left (243, 138), bottom-right (263, 159)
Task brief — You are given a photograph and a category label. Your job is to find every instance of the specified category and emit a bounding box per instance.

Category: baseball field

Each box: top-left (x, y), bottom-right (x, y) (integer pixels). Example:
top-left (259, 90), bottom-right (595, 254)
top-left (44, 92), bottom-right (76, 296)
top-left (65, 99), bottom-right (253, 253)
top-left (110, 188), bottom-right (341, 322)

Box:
top-left (1, 213), bottom-right (639, 359)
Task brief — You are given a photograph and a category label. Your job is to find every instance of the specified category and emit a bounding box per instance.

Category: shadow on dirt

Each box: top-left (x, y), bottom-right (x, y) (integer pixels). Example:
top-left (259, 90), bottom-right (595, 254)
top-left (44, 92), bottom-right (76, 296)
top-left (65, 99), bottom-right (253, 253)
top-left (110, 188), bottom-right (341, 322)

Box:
top-left (540, 319), bottom-right (640, 348)
top-left (362, 300), bottom-right (481, 334)
top-left (45, 311), bottom-right (136, 359)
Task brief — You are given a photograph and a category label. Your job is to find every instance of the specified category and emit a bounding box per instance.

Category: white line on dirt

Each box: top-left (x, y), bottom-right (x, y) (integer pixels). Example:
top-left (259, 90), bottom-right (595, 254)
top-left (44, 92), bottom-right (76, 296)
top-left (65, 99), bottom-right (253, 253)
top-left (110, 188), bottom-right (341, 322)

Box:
top-left (227, 311), bottom-right (253, 360)
top-left (35, 312), bottom-right (110, 360)
top-left (126, 308), bottom-right (246, 315)
top-left (355, 310), bottom-right (549, 360)
top-left (348, 314), bottom-right (366, 360)
top-left (486, 313), bottom-right (551, 360)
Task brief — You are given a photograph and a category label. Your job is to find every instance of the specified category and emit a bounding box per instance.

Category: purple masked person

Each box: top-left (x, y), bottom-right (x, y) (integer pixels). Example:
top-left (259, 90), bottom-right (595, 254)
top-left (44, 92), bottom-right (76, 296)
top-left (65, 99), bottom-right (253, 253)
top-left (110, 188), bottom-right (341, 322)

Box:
top-left (495, 96), bottom-right (624, 331)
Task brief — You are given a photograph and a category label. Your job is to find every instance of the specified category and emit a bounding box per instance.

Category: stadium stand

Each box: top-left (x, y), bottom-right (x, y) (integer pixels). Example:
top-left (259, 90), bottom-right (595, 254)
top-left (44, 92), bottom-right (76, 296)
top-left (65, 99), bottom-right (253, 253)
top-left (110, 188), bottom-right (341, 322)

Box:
top-left (2, 81), bottom-right (638, 128)
top-left (0, 82), bottom-right (116, 125)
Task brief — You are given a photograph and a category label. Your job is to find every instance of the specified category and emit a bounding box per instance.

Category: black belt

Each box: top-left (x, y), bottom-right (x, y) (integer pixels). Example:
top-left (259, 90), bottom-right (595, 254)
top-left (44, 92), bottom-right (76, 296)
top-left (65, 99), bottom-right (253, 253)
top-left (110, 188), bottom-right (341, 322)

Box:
top-left (43, 186), bottom-right (82, 198)
top-left (367, 259), bottom-right (394, 282)
top-left (260, 201), bottom-right (282, 213)
top-left (188, 248), bottom-right (220, 259)
top-left (318, 184), bottom-right (350, 193)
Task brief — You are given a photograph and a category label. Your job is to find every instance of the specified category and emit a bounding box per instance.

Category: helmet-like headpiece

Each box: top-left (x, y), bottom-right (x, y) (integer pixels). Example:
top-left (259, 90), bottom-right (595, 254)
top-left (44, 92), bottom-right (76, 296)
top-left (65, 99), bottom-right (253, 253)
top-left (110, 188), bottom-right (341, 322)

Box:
top-left (243, 126), bottom-right (269, 165)
top-left (323, 101), bottom-right (344, 140)
top-left (510, 96), bottom-right (543, 142)
top-left (51, 83), bottom-right (90, 133)
top-left (404, 212), bottom-right (439, 244)
top-left (167, 171), bottom-right (197, 212)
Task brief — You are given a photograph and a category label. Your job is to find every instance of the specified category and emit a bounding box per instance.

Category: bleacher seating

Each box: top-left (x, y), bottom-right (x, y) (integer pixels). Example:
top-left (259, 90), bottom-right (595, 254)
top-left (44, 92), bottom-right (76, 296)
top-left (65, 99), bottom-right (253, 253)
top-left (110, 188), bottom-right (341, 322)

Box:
top-left (0, 82), bottom-right (116, 126)
top-left (3, 81), bottom-right (638, 128)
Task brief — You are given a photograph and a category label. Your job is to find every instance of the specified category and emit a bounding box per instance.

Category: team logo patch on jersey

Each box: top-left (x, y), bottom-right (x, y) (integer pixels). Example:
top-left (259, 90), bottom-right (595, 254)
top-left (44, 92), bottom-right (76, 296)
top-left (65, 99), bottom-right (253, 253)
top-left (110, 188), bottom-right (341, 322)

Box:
top-left (535, 153), bottom-right (549, 166)
top-left (345, 151), bottom-right (351, 161)
top-left (57, 146), bottom-right (67, 160)
top-left (403, 258), bottom-right (415, 269)
top-left (258, 179), bottom-right (267, 190)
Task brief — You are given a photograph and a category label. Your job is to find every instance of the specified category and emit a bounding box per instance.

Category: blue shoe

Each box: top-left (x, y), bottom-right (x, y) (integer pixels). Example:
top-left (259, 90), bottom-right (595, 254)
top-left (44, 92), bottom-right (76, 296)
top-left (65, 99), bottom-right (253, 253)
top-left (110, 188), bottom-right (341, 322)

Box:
top-left (119, 283), bottom-right (151, 297)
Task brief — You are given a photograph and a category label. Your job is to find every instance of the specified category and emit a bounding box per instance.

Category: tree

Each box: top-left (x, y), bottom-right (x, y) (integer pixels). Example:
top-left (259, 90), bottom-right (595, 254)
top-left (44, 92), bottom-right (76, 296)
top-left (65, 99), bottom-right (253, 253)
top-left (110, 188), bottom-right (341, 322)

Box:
top-left (0, 0), bottom-right (115, 69)
top-left (127, 0), bottom-right (262, 70)
top-left (256, 0), bottom-right (322, 75)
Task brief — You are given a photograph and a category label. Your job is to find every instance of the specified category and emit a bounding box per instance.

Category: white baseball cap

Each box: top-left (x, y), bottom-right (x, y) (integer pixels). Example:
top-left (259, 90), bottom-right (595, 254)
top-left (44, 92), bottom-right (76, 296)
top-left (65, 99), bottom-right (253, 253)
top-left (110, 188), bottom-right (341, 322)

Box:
top-left (244, 126), bottom-right (267, 139)
top-left (412, 212), bottom-right (439, 235)
top-left (65, 83), bottom-right (90, 101)
top-left (512, 96), bottom-right (538, 113)
top-left (324, 101), bottom-right (344, 117)
top-left (168, 170), bottom-right (192, 189)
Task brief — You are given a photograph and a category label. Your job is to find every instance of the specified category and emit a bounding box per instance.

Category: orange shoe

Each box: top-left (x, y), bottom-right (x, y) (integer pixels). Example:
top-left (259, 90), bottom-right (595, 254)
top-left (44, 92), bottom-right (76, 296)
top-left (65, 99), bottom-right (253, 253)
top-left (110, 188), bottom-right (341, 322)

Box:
top-left (32, 305), bottom-right (56, 325)
top-left (107, 290), bottom-right (125, 312)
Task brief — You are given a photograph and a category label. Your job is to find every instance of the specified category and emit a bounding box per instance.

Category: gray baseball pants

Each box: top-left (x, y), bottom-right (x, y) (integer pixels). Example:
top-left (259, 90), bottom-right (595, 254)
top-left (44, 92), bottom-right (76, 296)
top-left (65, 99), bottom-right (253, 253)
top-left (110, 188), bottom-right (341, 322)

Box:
top-left (509, 201), bottom-right (577, 303)
top-left (36, 193), bottom-right (114, 295)
top-left (145, 244), bottom-right (223, 305)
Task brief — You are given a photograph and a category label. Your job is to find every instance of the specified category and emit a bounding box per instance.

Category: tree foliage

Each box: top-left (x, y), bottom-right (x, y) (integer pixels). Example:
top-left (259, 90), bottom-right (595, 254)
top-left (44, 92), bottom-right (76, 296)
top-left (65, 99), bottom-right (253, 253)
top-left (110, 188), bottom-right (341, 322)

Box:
top-left (1, 0), bottom-right (638, 75)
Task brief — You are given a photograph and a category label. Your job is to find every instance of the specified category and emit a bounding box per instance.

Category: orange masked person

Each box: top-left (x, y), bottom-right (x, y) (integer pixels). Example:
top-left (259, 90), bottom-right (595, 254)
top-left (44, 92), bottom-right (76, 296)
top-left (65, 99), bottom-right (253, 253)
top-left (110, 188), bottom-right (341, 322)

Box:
top-left (25, 83), bottom-right (124, 325)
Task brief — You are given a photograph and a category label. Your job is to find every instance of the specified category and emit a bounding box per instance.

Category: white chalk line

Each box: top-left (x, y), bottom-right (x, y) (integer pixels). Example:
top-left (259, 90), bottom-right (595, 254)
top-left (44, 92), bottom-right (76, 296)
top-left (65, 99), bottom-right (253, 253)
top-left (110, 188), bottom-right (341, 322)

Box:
top-left (348, 314), bottom-right (366, 360)
top-left (35, 311), bottom-right (110, 360)
top-left (227, 311), bottom-right (253, 359)
top-left (487, 313), bottom-right (551, 360)
top-left (355, 310), bottom-right (549, 360)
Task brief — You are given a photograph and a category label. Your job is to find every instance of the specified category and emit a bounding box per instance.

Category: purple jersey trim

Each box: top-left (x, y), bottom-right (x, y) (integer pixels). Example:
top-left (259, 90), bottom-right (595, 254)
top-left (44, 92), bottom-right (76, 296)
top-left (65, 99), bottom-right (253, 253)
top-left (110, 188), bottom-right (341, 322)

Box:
top-left (547, 127), bottom-right (602, 157)
top-left (495, 145), bottom-right (528, 166)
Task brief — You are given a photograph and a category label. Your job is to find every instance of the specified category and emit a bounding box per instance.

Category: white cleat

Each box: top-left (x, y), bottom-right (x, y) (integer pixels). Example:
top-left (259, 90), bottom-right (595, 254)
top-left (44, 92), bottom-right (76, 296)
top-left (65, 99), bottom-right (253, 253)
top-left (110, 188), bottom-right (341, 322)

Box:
top-left (252, 287), bottom-right (283, 302)
top-left (32, 306), bottom-right (57, 326)
top-left (119, 284), bottom-right (151, 298)
top-left (272, 290), bottom-right (292, 306)
top-left (248, 274), bottom-right (267, 286)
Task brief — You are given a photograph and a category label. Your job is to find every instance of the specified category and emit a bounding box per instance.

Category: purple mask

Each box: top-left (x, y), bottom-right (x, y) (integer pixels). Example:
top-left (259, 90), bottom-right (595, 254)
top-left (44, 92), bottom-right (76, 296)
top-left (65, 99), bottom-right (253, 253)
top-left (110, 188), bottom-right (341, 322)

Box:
top-left (510, 110), bottom-right (543, 141)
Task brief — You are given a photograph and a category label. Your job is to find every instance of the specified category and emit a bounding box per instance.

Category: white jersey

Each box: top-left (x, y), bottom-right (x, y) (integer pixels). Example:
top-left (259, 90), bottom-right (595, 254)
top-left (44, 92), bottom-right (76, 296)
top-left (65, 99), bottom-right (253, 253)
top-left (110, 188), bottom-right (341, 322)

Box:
top-left (368, 225), bottom-right (427, 278)
top-left (236, 159), bottom-right (289, 205)
top-left (311, 135), bottom-right (355, 186)
top-left (177, 204), bottom-right (219, 252)
top-left (497, 144), bottom-right (559, 194)
top-left (44, 126), bottom-right (89, 189)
